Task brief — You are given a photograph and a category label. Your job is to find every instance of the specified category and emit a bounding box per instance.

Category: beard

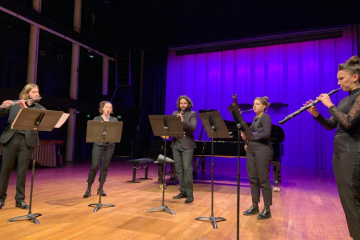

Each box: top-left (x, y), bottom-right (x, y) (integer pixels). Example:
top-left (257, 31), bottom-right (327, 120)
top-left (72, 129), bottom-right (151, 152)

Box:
top-left (178, 106), bottom-right (188, 112)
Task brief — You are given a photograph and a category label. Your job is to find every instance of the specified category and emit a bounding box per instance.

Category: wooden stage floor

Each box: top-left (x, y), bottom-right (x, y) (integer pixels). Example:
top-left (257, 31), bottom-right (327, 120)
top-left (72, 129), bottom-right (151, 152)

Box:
top-left (0, 158), bottom-right (352, 240)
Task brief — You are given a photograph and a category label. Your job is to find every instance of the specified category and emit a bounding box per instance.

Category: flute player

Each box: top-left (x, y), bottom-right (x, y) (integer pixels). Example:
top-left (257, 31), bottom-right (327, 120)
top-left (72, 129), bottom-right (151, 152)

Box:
top-left (0, 84), bottom-right (45, 210)
top-left (305, 56), bottom-right (360, 239)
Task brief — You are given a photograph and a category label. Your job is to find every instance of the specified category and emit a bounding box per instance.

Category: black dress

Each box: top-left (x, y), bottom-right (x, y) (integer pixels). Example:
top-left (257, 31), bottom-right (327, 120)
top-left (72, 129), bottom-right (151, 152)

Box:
top-left (246, 113), bottom-right (274, 206)
top-left (315, 87), bottom-right (360, 239)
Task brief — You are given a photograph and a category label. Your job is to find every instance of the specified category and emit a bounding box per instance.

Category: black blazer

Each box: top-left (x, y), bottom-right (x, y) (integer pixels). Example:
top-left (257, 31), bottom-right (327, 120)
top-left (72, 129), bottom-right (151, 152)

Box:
top-left (92, 115), bottom-right (119, 147)
top-left (0, 103), bottom-right (45, 147)
top-left (171, 110), bottom-right (197, 149)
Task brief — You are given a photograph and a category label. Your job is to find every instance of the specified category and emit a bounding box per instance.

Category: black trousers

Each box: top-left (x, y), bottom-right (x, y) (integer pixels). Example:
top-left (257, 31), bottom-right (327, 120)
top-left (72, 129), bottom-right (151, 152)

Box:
top-left (87, 145), bottom-right (115, 184)
top-left (333, 134), bottom-right (360, 240)
top-left (172, 141), bottom-right (194, 196)
top-left (246, 140), bottom-right (273, 206)
top-left (0, 134), bottom-right (34, 202)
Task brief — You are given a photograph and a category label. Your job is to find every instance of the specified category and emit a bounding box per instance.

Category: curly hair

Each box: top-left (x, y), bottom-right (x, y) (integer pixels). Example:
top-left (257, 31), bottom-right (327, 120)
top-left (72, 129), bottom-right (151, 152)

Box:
top-left (254, 96), bottom-right (271, 111)
top-left (98, 101), bottom-right (113, 115)
top-left (176, 95), bottom-right (194, 110)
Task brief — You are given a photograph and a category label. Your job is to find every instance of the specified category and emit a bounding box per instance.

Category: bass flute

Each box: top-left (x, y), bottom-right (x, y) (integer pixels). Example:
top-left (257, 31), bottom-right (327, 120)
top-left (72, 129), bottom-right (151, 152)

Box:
top-left (279, 88), bottom-right (340, 125)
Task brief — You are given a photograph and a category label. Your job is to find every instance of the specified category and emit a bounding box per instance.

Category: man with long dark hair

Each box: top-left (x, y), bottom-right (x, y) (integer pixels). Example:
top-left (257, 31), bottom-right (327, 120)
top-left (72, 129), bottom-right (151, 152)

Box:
top-left (171, 95), bottom-right (197, 204)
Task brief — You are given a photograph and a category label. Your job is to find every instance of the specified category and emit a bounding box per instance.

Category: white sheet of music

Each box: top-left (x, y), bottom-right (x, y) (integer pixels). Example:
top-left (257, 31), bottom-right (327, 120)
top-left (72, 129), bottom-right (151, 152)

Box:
top-left (54, 113), bottom-right (70, 128)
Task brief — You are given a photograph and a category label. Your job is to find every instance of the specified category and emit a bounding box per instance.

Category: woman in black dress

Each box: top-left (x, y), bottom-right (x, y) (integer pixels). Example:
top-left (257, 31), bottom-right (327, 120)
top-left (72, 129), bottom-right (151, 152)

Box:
top-left (305, 56), bottom-right (360, 239)
top-left (241, 96), bottom-right (273, 220)
top-left (83, 101), bottom-right (118, 198)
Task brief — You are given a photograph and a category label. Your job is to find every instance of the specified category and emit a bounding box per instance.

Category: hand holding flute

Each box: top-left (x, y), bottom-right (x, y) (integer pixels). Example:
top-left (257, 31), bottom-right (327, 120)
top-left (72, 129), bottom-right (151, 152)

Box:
top-left (0, 97), bottom-right (42, 109)
top-left (303, 100), bottom-right (319, 117)
top-left (279, 88), bottom-right (340, 125)
top-left (177, 112), bottom-right (184, 122)
top-left (1, 100), bottom-right (28, 109)
top-left (304, 93), bottom-right (335, 117)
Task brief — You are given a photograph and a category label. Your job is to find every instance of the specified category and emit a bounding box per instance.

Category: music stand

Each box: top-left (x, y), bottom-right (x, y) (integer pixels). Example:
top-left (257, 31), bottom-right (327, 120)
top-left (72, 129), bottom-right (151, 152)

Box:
top-left (147, 115), bottom-right (183, 215)
top-left (195, 110), bottom-right (230, 229)
top-left (8, 108), bottom-right (64, 224)
top-left (86, 121), bottom-right (123, 213)
top-left (228, 102), bottom-right (254, 240)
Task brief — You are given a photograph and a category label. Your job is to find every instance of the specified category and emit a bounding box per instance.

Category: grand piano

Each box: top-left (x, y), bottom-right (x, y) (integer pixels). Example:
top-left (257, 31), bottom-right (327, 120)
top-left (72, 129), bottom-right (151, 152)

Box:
top-left (145, 118), bottom-right (285, 191)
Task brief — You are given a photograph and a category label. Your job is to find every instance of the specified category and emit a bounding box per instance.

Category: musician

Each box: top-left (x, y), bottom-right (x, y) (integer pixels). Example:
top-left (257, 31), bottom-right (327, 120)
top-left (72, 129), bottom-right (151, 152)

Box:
top-left (83, 101), bottom-right (118, 198)
top-left (305, 56), bottom-right (360, 239)
top-left (241, 96), bottom-right (273, 220)
top-left (0, 84), bottom-right (44, 210)
top-left (171, 95), bottom-right (197, 204)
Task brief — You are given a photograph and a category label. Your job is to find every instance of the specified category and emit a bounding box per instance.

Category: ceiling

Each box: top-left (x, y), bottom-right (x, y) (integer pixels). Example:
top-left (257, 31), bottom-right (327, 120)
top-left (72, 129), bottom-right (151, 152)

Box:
top-left (2, 0), bottom-right (360, 54)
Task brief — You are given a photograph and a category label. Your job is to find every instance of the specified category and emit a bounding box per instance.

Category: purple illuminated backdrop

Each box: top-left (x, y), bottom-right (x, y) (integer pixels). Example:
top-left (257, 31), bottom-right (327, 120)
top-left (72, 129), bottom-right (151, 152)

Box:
top-left (165, 26), bottom-right (359, 170)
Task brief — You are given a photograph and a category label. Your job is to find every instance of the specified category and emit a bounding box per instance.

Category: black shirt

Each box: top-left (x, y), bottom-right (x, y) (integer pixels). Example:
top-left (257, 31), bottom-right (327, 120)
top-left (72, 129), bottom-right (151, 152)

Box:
top-left (250, 113), bottom-right (272, 141)
top-left (315, 87), bottom-right (360, 135)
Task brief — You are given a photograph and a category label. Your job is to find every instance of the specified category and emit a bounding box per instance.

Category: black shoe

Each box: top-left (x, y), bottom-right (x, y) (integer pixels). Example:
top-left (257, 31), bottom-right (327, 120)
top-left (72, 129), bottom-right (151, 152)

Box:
top-left (243, 206), bottom-right (259, 216)
top-left (172, 192), bottom-right (187, 199)
top-left (257, 209), bottom-right (271, 220)
top-left (185, 195), bottom-right (194, 204)
top-left (83, 191), bottom-right (91, 198)
top-left (0, 201), bottom-right (5, 209)
top-left (97, 189), bottom-right (107, 197)
top-left (15, 201), bottom-right (29, 209)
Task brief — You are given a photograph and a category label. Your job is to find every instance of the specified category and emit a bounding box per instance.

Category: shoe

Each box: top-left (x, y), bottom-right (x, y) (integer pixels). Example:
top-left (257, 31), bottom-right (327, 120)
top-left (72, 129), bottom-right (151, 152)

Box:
top-left (243, 206), bottom-right (259, 216)
top-left (83, 191), bottom-right (91, 198)
top-left (97, 189), bottom-right (107, 197)
top-left (15, 201), bottom-right (29, 209)
top-left (257, 209), bottom-right (271, 220)
top-left (185, 195), bottom-right (194, 204)
top-left (173, 192), bottom-right (187, 199)
top-left (0, 201), bottom-right (5, 209)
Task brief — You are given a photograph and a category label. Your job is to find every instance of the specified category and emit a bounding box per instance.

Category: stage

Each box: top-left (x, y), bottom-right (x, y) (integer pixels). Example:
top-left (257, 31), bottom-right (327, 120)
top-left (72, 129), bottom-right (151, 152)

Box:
top-left (0, 158), bottom-right (352, 240)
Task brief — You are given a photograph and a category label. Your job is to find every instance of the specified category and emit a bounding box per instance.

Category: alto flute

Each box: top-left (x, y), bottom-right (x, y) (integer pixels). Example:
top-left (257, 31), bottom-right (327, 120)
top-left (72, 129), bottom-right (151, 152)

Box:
top-left (0, 97), bottom-right (42, 108)
top-left (279, 88), bottom-right (340, 125)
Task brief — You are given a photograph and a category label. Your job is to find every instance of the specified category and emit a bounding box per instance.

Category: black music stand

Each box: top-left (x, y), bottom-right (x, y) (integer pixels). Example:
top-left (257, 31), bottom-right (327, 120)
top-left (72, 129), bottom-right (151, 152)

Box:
top-left (8, 108), bottom-right (64, 224)
top-left (86, 121), bottom-right (123, 212)
top-left (147, 115), bottom-right (183, 215)
top-left (228, 103), bottom-right (254, 239)
top-left (195, 110), bottom-right (231, 229)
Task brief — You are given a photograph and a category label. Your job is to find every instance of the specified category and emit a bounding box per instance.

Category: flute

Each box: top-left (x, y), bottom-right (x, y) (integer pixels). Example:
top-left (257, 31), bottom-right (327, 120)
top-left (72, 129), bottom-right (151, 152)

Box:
top-left (240, 109), bottom-right (254, 113)
top-left (279, 88), bottom-right (340, 125)
top-left (0, 97), bottom-right (42, 108)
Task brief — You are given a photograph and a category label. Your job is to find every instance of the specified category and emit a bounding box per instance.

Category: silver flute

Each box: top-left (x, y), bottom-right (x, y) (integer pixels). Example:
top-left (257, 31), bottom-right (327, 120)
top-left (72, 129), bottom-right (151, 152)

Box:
top-left (0, 97), bottom-right (42, 108)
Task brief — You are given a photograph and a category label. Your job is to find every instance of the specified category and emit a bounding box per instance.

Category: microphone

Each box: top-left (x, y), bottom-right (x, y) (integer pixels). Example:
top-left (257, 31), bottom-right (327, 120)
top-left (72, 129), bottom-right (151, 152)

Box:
top-left (107, 112), bottom-right (110, 121)
top-left (157, 154), bottom-right (174, 163)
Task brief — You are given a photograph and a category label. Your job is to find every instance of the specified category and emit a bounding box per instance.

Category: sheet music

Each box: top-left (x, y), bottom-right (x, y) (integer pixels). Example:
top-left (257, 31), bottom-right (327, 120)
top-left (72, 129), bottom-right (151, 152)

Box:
top-left (55, 113), bottom-right (70, 128)
top-left (11, 108), bottom-right (23, 129)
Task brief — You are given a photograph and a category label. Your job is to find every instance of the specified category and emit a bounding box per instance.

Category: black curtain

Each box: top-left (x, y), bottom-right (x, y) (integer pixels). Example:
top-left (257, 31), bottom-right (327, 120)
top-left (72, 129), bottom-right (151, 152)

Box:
top-left (139, 49), bottom-right (168, 156)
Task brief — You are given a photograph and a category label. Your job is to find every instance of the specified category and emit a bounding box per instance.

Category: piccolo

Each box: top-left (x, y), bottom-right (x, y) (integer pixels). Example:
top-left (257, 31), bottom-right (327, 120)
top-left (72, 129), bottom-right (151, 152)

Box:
top-left (0, 97), bottom-right (42, 108)
top-left (279, 88), bottom-right (340, 125)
